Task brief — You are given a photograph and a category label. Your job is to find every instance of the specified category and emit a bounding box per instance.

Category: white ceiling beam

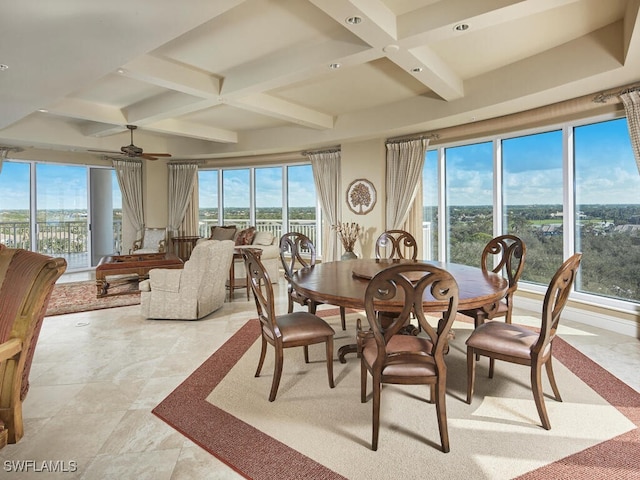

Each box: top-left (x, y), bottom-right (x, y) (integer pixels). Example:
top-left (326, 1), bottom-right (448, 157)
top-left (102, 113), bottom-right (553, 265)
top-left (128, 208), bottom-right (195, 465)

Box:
top-left (309, 0), bottom-right (464, 100)
top-left (47, 98), bottom-right (127, 127)
top-left (230, 94), bottom-right (334, 129)
top-left (145, 119), bottom-right (238, 143)
top-left (623, 0), bottom-right (640, 63)
top-left (121, 55), bottom-right (221, 99)
top-left (398, 0), bottom-right (582, 45)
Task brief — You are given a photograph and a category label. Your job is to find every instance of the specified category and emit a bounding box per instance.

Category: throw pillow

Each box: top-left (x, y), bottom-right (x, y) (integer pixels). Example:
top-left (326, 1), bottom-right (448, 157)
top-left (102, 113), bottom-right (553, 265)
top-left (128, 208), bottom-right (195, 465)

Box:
top-left (252, 230), bottom-right (274, 246)
top-left (210, 226), bottom-right (237, 241)
top-left (235, 227), bottom-right (256, 245)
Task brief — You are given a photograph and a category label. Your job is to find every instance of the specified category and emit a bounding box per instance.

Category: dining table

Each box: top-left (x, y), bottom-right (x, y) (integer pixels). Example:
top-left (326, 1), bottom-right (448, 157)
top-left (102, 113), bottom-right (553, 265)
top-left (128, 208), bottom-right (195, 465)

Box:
top-left (291, 258), bottom-right (509, 362)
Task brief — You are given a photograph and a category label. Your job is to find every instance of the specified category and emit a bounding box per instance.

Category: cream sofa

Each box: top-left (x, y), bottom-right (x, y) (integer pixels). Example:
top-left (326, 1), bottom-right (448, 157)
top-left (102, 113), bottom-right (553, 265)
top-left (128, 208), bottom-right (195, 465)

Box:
top-left (139, 239), bottom-right (235, 320)
top-left (201, 226), bottom-right (280, 283)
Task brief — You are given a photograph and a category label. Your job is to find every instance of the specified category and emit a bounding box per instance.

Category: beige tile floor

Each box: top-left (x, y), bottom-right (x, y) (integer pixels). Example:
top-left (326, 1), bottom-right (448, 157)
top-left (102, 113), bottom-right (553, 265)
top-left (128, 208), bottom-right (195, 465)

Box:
top-left (0, 272), bottom-right (638, 479)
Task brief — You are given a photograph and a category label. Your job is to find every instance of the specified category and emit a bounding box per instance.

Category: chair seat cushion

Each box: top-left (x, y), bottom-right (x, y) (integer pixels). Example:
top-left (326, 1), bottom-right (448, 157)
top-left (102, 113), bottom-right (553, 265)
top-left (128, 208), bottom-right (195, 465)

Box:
top-left (465, 321), bottom-right (539, 359)
top-left (362, 335), bottom-right (436, 377)
top-left (265, 312), bottom-right (334, 343)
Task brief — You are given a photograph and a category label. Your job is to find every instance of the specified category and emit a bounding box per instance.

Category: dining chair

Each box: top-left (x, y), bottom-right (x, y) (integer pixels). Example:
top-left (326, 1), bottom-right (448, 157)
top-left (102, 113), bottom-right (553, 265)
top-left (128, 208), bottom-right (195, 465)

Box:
top-left (243, 248), bottom-right (335, 402)
top-left (465, 253), bottom-right (582, 430)
top-left (279, 232), bottom-right (347, 330)
top-left (357, 262), bottom-right (459, 452)
top-left (374, 229), bottom-right (418, 260)
top-left (459, 234), bottom-right (526, 328)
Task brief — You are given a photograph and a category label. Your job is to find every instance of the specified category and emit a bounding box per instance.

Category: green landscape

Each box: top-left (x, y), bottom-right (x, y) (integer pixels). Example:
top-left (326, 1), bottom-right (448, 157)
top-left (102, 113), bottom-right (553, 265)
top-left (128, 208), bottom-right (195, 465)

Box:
top-left (1, 204), bottom-right (638, 303)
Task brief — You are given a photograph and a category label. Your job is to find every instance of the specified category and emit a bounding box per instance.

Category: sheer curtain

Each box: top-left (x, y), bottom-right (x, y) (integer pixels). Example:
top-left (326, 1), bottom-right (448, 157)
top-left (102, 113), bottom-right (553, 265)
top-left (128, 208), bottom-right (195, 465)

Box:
top-left (309, 150), bottom-right (341, 262)
top-left (167, 163), bottom-right (198, 237)
top-left (180, 179), bottom-right (199, 237)
top-left (385, 138), bottom-right (429, 232)
top-left (620, 91), bottom-right (640, 174)
top-left (112, 159), bottom-right (145, 238)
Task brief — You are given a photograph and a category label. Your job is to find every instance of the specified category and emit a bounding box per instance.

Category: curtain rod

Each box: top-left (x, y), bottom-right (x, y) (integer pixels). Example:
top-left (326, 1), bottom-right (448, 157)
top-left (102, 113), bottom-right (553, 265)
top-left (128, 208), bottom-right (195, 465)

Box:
top-left (301, 146), bottom-right (341, 156)
top-left (593, 83), bottom-right (640, 103)
top-left (386, 133), bottom-right (440, 144)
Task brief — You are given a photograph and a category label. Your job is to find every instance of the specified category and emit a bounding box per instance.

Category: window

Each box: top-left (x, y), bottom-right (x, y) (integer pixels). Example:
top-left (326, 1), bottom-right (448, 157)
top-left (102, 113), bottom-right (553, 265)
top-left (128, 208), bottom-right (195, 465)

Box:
top-left (255, 167), bottom-right (283, 239)
top-left (222, 169), bottom-right (250, 228)
top-left (574, 118), bottom-right (640, 302)
top-left (502, 130), bottom-right (564, 284)
top-left (287, 164), bottom-right (317, 246)
top-left (422, 149), bottom-right (439, 260)
top-left (198, 170), bottom-right (219, 237)
top-left (0, 160), bottom-right (120, 270)
top-left (445, 142), bottom-right (493, 266)
top-left (0, 161), bottom-right (31, 250)
top-left (425, 114), bottom-right (640, 308)
top-left (199, 163), bottom-right (319, 252)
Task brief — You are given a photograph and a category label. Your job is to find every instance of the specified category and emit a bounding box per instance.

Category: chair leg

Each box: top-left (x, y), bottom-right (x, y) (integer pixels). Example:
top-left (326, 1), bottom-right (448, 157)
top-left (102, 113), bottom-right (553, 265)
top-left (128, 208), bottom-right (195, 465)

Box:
top-left (269, 347), bottom-right (284, 402)
top-left (303, 345), bottom-right (309, 363)
top-left (545, 356), bottom-right (562, 402)
top-left (255, 336), bottom-right (267, 377)
top-left (488, 358), bottom-right (495, 378)
top-left (309, 300), bottom-right (317, 314)
top-left (287, 295), bottom-right (294, 314)
top-left (429, 384), bottom-right (435, 404)
top-left (531, 362), bottom-right (551, 429)
top-left (325, 337), bottom-right (335, 389)
top-left (466, 347), bottom-right (476, 404)
top-left (434, 379), bottom-right (450, 453)
top-left (360, 359), bottom-right (368, 403)
top-left (371, 378), bottom-right (381, 451)
top-left (340, 306), bottom-right (346, 330)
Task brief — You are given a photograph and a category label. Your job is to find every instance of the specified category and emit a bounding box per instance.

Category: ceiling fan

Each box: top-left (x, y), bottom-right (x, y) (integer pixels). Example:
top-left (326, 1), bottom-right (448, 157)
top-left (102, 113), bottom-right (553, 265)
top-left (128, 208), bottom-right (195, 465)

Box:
top-left (89, 125), bottom-right (172, 160)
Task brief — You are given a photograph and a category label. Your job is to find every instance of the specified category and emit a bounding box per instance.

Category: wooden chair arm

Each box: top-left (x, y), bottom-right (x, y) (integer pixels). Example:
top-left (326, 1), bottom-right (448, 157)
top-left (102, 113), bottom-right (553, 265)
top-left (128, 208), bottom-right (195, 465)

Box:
top-left (0, 338), bottom-right (22, 362)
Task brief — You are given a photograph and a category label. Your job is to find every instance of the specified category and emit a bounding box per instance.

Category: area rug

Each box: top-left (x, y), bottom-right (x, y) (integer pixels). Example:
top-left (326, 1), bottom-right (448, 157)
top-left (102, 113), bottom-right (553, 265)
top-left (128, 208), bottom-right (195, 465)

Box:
top-left (153, 310), bottom-right (640, 480)
top-left (46, 280), bottom-right (140, 316)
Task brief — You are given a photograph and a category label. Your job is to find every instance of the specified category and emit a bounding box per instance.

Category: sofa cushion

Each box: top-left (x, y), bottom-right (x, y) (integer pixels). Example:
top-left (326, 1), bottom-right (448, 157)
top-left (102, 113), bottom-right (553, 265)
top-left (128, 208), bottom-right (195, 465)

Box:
top-left (235, 227), bottom-right (256, 245)
top-left (210, 226), bottom-right (237, 241)
top-left (253, 230), bottom-right (274, 246)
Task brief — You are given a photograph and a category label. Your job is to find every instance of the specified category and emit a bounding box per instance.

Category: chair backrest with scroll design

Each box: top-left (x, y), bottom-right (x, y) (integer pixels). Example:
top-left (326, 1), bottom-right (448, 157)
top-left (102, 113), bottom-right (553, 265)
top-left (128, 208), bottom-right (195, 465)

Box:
top-left (359, 262), bottom-right (459, 452)
top-left (374, 230), bottom-right (418, 260)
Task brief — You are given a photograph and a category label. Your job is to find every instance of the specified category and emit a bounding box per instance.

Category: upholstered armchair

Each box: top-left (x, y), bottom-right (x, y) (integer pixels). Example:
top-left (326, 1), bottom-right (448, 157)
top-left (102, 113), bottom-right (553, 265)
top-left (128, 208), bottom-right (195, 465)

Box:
top-left (131, 227), bottom-right (167, 254)
top-left (139, 240), bottom-right (235, 320)
top-left (0, 245), bottom-right (67, 448)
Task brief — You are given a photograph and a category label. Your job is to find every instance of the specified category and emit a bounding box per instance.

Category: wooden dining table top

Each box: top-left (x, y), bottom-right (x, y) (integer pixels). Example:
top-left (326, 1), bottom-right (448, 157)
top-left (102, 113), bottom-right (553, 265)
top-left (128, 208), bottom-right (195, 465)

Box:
top-left (291, 258), bottom-right (508, 313)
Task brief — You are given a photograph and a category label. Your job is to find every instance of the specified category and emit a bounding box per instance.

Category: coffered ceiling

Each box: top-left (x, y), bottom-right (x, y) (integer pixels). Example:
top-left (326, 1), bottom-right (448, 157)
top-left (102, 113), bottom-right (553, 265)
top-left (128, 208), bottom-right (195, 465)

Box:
top-left (1, 0), bottom-right (639, 160)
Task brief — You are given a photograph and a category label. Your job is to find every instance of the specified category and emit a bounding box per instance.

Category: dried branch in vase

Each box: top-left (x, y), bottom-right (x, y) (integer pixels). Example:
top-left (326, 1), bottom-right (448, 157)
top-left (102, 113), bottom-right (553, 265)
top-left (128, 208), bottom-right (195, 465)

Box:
top-left (332, 222), bottom-right (361, 252)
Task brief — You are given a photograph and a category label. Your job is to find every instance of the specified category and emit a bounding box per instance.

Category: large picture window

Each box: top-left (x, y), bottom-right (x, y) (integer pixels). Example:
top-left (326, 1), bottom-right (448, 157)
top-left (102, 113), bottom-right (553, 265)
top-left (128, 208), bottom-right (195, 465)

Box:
top-left (425, 114), bottom-right (639, 308)
top-left (574, 118), bottom-right (640, 302)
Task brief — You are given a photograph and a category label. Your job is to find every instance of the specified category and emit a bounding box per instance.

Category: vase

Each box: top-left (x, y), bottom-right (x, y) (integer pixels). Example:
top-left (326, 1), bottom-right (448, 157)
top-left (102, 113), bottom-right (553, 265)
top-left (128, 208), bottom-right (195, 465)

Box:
top-left (341, 250), bottom-right (357, 260)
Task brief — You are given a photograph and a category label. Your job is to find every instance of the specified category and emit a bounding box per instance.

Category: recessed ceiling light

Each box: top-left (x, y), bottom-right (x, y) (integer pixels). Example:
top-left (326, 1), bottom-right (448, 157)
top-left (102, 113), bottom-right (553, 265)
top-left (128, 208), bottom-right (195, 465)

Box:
top-left (329, 63), bottom-right (341, 69)
top-left (411, 67), bottom-right (423, 73)
top-left (346, 16), bottom-right (362, 25)
top-left (38, 108), bottom-right (48, 113)
top-left (116, 68), bottom-right (126, 74)
top-left (0, 64), bottom-right (9, 71)
top-left (453, 23), bottom-right (469, 32)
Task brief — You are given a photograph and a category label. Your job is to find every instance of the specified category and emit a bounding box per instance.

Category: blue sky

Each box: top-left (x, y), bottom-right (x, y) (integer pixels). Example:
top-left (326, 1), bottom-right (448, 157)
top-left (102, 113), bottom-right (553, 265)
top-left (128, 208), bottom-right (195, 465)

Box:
top-left (1, 119), bottom-right (638, 211)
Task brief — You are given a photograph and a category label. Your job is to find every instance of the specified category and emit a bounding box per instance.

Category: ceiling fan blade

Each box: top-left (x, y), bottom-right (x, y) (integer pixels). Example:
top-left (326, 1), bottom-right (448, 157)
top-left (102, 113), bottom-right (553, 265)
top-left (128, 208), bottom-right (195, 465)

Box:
top-left (88, 149), bottom-right (120, 154)
top-left (143, 153), bottom-right (172, 157)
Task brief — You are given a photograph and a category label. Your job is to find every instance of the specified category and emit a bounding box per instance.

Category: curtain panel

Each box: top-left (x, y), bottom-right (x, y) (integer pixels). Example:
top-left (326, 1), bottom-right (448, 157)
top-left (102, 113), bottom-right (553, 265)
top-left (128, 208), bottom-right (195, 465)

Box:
top-left (620, 91), bottom-right (640, 175)
top-left (112, 159), bottom-right (145, 238)
top-left (309, 150), bottom-right (341, 262)
top-left (167, 163), bottom-right (198, 237)
top-left (385, 138), bottom-right (429, 231)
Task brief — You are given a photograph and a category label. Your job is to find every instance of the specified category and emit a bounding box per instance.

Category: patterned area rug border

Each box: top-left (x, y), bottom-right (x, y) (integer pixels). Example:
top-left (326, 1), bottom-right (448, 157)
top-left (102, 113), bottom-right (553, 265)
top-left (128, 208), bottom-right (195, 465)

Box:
top-left (152, 309), bottom-right (640, 480)
top-left (46, 280), bottom-right (140, 316)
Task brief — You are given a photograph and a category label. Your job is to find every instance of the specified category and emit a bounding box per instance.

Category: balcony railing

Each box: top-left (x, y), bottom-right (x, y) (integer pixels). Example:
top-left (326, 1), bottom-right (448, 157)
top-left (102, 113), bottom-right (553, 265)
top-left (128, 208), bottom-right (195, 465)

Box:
top-left (198, 219), bottom-right (318, 246)
top-left (0, 220), bottom-right (122, 270)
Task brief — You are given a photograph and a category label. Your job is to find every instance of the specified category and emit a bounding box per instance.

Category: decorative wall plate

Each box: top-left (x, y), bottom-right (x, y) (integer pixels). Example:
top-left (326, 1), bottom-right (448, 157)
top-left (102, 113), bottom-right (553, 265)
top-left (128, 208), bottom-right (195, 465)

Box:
top-left (346, 178), bottom-right (377, 215)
